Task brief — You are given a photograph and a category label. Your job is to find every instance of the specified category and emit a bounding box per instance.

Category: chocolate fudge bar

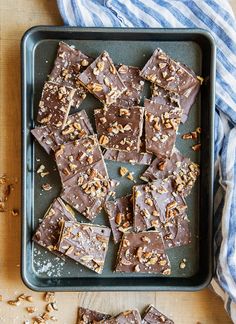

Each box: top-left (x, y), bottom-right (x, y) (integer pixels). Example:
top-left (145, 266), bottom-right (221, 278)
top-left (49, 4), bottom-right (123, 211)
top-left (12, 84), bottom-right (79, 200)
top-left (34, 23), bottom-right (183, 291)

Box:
top-left (57, 220), bottom-right (111, 274)
top-left (142, 305), bottom-right (174, 324)
top-left (77, 51), bottom-right (127, 105)
top-left (114, 65), bottom-right (144, 107)
top-left (31, 110), bottom-right (94, 154)
top-left (77, 306), bottom-right (111, 324)
top-left (37, 81), bottom-right (75, 128)
top-left (104, 195), bottom-right (133, 243)
top-left (133, 180), bottom-right (190, 249)
top-left (95, 106), bottom-right (144, 152)
top-left (99, 310), bottom-right (142, 324)
top-left (32, 197), bottom-right (75, 256)
top-left (141, 150), bottom-right (200, 197)
top-left (152, 83), bottom-right (199, 124)
top-left (140, 48), bottom-right (201, 95)
top-left (115, 232), bottom-right (171, 275)
top-left (49, 41), bottom-right (93, 108)
top-left (144, 99), bottom-right (182, 159)
top-left (103, 149), bottom-right (152, 165)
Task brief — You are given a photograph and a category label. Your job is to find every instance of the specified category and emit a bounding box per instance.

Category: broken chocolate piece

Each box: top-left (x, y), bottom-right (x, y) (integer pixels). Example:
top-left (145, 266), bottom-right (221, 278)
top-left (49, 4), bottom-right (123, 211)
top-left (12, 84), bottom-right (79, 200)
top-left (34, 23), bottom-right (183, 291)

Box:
top-left (48, 41), bottom-right (93, 108)
top-left (77, 306), bottom-right (111, 324)
top-left (37, 81), bottom-right (75, 129)
top-left (77, 51), bottom-right (127, 105)
top-left (99, 309), bottom-right (142, 324)
top-left (141, 150), bottom-right (200, 197)
top-left (142, 305), bottom-right (174, 324)
top-left (104, 195), bottom-right (133, 243)
top-left (32, 197), bottom-right (75, 256)
top-left (104, 149), bottom-right (152, 165)
top-left (57, 220), bottom-right (111, 274)
top-left (144, 99), bottom-right (182, 159)
top-left (95, 106), bottom-right (144, 152)
top-left (115, 231), bottom-right (171, 274)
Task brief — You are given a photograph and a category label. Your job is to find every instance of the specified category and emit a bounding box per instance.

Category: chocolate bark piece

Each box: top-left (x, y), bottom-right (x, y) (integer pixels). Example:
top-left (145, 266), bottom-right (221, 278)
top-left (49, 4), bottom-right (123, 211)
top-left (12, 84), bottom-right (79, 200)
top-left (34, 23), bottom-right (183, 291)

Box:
top-left (133, 180), bottom-right (190, 249)
top-left (77, 306), bottom-right (111, 324)
top-left (31, 110), bottom-right (94, 154)
top-left (141, 150), bottom-right (200, 197)
top-left (37, 81), bottom-right (75, 129)
top-left (99, 310), bottom-right (142, 324)
top-left (140, 48), bottom-right (201, 95)
top-left (104, 195), bottom-right (133, 244)
top-left (77, 51), bottom-right (127, 105)
top-left (95, 106), bottom-right (144, 152)
top-left (115, 231), bottom-right (171, 275)
top-left (32, 197), bottom-right (75, 256)
top-left (103, 149), bottom-right (152, 165)
top-left (114, 65), bottom-right (144, 107)
top-left (151, 83), bottom-right (200, 124)
top-left (144, 99), bottom-right (182, 159)
top-left (55, 135), bottom-right (108, 186)
top-left (142, 305), bottom-right (174, 324)
top-left (48, 41), bottom-right (93, 108)
top-left (57, 220), bottom-right (111, 274)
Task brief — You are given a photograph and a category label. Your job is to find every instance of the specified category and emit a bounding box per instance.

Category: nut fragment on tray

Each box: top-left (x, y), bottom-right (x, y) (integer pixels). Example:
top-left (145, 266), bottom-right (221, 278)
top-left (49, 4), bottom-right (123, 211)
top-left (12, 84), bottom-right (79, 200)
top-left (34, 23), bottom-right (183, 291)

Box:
top-left (57, 220), bottom-right (111, 274)
top-left (37, 81), bottom-right (76, 129)
top-left (144, 99), bottom-right (182, 159)
top-left (142, 305), bottom-right (174, 324)
top-left (104, 195), bottom-right (133, 243)
top-left (95, 106), bottom-right (144, 152)
top-left (77, 51), bottom-right (127, 105)
top-left (103, 149), bottom-right (152, 165)
top-left (77, 306), bottom-right (111, 324)
top-left (98, 309), bottom-right (142, 324)
top-left (141, 150), bottom-right (200, 197)
top-left (115, 231), bottom-right (171, 274)
top-left (48, 41), bottom-right (93, 108)
top-left (32, 197), bottom-right (75, 257)
top-left (31, 110), bottom-right (94, 154)
top-left (133, 180), bottom-right (191, 249)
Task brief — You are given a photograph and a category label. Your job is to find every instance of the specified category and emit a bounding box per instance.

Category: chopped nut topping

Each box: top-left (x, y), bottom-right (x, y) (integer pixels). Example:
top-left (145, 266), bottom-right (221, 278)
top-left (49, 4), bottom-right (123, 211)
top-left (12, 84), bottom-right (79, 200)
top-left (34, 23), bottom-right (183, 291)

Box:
top-left (119, 166), bottom-right (128, 177)
top-left (81, 59), bottom-right (89, 67)
top-left (99, 135), bottom-right (109, 145)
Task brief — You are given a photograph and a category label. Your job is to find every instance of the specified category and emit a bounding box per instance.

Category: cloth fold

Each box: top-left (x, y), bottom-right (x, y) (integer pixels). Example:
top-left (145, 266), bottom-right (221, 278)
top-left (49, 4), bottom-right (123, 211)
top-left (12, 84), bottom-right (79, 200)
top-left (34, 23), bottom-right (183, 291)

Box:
top-left (57, 0), bottom-right (236, 321)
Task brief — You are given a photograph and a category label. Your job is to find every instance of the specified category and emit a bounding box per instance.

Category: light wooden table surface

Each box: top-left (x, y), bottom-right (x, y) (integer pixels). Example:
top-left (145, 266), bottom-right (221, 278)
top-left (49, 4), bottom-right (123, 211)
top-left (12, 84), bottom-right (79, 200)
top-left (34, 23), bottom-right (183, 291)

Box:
top-left (0, 1), bottom-right (234, 323)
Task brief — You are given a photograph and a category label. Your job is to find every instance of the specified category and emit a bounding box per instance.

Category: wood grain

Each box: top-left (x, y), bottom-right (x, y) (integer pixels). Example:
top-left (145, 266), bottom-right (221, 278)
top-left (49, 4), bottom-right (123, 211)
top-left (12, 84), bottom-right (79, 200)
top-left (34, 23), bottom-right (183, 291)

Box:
top-left (0, 1), bottom-right (233, 323)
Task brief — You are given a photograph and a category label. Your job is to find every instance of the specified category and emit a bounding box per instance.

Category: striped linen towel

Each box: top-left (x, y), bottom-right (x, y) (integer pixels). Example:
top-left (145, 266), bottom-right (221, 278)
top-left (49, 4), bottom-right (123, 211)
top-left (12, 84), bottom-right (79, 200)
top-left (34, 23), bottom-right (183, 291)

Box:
top-left (57, 0), bottom-right (236, 321)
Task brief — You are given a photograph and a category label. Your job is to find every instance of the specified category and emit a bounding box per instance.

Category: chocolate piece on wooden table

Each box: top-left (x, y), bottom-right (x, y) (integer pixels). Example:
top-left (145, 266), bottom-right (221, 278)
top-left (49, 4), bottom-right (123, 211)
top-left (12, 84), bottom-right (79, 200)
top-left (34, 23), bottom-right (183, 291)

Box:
top-left (37, 81), bottom-right (75, 129)
top-left (77, 306), bottom-right (111, 324)
top-left (133, 180), bottom-right (191, 249)
top-left (141, 150), bottom-right (200, 197)
top-left (32, 197), bottom-right (75, 256)
top-left (103, 149), bottom-right (152, 165)
top-left (57, 220), bottom-right (111, 274)
top-left (77, 51), bottom-right (127, 105)
top-left (95, 106), bottom-right (144, 152)
top-left (115, 231), bottom-right (171, 275)
top-left (99, 309), bottom-right (142, 324)
top-left (144, 99), bottom-right (182, 159)
top-left (142, 305), bottom-right (174, 324)
top-left (48, 41), bottom-right (93, 108)
top-left (104, 195), bottom-right (133, 244)
top-left (31, 110), bottom-right (94, 154)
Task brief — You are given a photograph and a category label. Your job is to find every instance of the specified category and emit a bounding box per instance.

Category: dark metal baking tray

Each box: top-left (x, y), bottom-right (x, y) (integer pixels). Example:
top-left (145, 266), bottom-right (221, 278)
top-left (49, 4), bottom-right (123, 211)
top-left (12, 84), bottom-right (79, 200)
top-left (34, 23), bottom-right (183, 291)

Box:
top-left (21, 26), bottom-right (215, 291)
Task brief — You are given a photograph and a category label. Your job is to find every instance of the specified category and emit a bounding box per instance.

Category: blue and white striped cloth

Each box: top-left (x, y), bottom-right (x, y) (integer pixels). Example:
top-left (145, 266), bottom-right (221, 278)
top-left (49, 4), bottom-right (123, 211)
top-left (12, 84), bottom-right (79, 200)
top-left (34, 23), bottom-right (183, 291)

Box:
top-left (57, 0), bottom-right (236, 321)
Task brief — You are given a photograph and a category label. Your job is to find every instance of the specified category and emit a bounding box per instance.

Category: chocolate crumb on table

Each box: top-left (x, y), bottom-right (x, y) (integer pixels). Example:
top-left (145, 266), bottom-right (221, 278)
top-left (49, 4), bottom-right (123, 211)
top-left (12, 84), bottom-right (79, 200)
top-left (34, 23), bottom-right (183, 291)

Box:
top-left (104, 195), bottom-right (133, 243)
top-left (37, 81), bottom-right (76, 129)
top-left (32, 197), bottom-right (75, 257)
top-left (57, 220), bottom-right (111, 274)
top-left (77, 51), bottom-right (127, 105)
top-left (48, 41), bottom-right (93, 108)
top-left (99, 309), bottom-right (142, 324)
top-left (94, 106), bottom-right (144, 152)
top-left (115, 231), bottom-right (171, 275)
top-left (77, 306), bottom-right (111, 324)
top-left (141, 150), bottom-right (200, 197)
top-left (142, 305), bottom-right (174, 324)
top-left (144, 99), bottom-right (182, 160)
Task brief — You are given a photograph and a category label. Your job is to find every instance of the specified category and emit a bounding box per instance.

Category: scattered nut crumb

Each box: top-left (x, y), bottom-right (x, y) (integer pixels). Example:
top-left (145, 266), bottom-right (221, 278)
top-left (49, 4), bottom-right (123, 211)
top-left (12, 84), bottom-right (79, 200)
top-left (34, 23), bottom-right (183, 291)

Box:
top-left (127, 172), bottom-right (135, 182)
top-left (42, 183), bottom-right (52, 191)
top-left (192, 143), bottom-right (201, 152)
top-left (11, 209), bottom-right (19, 216)
top-left (44, 292), bottom-right (56, 303)
top-left (119, 166), bottom-right (128, 177)
top-left (8, 300), bottom-right (20, 306)
top-left (26, 306), bottom-right (37, 313)
top-left (179, 259), bottom-right (187, 269)
top-left (26, 296), bottom-right (33, 302)
top-left (0, 295), bottom-right (3, 301)
top-left (37, 165), bottom-right (45, 174)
